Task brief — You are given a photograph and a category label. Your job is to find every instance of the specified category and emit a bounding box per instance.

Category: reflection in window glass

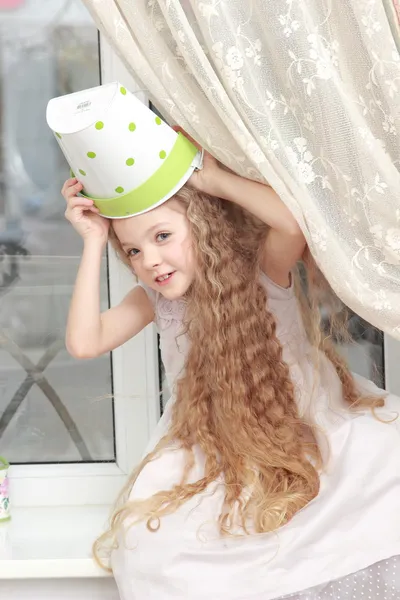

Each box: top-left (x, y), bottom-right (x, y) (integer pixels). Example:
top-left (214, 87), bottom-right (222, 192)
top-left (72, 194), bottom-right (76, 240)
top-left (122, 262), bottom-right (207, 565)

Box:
top-left (0, 1), bottom-right (114, 464)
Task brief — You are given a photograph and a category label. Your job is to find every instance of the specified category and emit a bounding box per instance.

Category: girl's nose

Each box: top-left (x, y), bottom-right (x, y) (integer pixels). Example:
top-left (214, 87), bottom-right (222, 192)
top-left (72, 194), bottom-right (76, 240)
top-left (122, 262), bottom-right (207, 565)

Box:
top-left (143, 248), bottom-right (161, 270)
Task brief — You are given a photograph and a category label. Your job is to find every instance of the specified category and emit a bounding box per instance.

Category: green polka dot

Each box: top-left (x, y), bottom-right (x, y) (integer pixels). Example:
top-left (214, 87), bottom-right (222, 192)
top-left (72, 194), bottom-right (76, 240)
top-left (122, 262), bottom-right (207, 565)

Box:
top-left (120, 87), bottom-right (127, 95)
top-left (95, 121), bottom-right (104, 130)
top-left (155, 116), bottom-right (162, 125)
top-left (128, 122), bottom-right (136, 132)
top-left (159, 150), bottom-right (167, 159)
top-left (87, 151), bottom-right (96, 159)
top-left (55, 132), bottom-right (62, 139)
top-left (71, 171), bottom-right (75, 178)
top-left (126, 158), bottom-right (135, 166)
top-left (79, 169), bottom-right (86, 176)
top-left (115, 186), bottom-right (124, 194)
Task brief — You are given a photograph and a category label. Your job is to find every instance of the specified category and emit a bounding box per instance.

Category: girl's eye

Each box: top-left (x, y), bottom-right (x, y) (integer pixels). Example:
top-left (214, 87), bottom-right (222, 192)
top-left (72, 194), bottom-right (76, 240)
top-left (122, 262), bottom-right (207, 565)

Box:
top-left (156, 232), bottom-right (170, 242)
top-left (127, 248), bottom-right (140, 257)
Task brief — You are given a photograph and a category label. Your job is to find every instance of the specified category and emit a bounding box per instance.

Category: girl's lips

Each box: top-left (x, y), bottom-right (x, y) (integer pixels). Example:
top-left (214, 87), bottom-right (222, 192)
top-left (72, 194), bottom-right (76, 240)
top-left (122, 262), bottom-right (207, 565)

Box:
top-left (155, 271), bottom-right (176, 286)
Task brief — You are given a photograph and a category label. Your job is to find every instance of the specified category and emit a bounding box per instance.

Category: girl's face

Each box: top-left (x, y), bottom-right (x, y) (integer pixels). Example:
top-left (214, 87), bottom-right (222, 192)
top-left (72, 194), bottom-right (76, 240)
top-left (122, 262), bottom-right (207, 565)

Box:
top-left (112, 199), bottom-right (195, 300)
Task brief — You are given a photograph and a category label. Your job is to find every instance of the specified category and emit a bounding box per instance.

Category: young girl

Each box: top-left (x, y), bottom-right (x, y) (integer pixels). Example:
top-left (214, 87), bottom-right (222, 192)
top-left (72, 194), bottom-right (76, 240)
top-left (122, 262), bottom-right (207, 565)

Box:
top-left (63, 131), bottom-right (400, 600)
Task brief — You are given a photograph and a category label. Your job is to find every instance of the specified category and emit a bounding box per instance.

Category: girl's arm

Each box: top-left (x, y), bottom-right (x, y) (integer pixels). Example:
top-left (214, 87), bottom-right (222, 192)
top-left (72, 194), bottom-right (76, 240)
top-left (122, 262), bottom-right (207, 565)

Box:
top-left (174, 127), bottom-right (305, 288)
top-left (62, 177), bottom-right (154, 360)
top-left (66, 238), bottom-right (154, 359)
top-left (209, 169), bottom-right (305, 288)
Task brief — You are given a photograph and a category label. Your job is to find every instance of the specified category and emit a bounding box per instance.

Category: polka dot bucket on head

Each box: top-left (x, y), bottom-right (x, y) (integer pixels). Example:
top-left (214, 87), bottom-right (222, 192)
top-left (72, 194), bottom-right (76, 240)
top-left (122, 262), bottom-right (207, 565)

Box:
top-left (46, 81), bottom-right (203, 218)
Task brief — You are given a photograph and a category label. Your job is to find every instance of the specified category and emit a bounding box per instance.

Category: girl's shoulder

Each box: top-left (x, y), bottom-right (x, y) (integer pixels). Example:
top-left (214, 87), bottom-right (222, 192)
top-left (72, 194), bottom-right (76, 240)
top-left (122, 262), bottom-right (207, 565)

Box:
top-left (137, 281), bottom-right (158, 307)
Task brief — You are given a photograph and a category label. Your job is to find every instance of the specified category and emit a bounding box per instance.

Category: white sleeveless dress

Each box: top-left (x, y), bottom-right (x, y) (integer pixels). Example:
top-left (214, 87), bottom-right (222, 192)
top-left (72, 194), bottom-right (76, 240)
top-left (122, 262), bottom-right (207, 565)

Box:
top-left (112, 273), bottom-right (400, 600)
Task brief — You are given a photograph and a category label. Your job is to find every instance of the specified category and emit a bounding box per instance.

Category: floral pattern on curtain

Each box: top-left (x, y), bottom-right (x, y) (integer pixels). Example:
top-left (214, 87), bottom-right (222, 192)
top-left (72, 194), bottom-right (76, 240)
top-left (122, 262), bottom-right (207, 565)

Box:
top-left (83, 0), bottom-right (400, 338)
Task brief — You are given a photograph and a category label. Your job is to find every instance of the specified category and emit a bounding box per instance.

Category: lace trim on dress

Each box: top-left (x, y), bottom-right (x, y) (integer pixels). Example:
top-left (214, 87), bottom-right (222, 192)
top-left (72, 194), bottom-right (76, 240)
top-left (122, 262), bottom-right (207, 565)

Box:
top-left (156, 295), bottom-right (187, 331)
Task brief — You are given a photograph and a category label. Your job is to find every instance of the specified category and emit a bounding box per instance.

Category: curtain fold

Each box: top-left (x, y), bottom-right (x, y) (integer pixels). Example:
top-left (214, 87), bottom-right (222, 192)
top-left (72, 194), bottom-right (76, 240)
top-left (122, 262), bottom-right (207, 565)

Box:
top-left (83, 0), bottom-right (400, 339)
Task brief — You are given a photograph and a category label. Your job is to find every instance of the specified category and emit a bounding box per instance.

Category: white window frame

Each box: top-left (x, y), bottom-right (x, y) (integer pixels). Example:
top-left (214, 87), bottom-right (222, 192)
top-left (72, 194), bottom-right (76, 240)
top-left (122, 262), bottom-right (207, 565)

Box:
top-left (8, 34), bottom-right (400, 509)
top-left (10, 36), bottom-right (161, 508)
top-left (384, 335), bottom-right (400, 395)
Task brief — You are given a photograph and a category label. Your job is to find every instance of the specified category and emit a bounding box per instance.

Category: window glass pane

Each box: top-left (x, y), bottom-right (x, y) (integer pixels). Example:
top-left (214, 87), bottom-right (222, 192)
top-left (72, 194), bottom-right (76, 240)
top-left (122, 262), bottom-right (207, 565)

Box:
top-left (0, 0), bottom-right (114, 463)
top-left (335, 313), bottom-right (384, 388)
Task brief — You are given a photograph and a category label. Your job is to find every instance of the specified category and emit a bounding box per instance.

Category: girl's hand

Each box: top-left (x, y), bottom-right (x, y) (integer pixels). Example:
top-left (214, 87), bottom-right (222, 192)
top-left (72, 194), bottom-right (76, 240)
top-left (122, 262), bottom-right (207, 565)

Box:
top-left (172, 126), bottom-right (221, 196)
top-left (62, 178), bottom-right (110, 244)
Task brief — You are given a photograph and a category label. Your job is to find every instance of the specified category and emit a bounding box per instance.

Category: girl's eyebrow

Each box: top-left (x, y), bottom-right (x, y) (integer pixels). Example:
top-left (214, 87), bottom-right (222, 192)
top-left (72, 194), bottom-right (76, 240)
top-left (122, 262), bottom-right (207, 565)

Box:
top-left (144, 222), bottom-right (171, 235)
top-left (120, 222), bottom-right (171, 248)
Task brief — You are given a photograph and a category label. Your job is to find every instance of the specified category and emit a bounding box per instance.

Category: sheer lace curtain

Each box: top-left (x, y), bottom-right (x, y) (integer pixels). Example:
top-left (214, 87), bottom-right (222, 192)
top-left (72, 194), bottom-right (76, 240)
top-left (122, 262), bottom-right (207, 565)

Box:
top-left (83, 0), bottom-right (400, 338)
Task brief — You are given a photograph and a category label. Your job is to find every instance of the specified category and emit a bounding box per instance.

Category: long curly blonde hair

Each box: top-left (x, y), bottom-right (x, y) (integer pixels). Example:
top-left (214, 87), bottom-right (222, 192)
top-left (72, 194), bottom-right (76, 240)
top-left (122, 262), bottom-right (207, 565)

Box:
top-left (96, 184), bottom-right (383, 569)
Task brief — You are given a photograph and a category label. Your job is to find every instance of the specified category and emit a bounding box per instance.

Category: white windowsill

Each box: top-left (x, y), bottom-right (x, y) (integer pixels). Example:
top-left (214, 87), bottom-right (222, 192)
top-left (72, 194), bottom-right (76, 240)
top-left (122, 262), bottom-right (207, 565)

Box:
top-left (0, 505), bottom-right (112, 579)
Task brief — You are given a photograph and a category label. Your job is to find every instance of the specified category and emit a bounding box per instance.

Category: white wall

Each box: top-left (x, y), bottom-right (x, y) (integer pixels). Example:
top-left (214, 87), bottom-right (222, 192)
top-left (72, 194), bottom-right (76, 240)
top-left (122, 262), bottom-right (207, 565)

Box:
top-left (2, 578), bottom-right (119, 599)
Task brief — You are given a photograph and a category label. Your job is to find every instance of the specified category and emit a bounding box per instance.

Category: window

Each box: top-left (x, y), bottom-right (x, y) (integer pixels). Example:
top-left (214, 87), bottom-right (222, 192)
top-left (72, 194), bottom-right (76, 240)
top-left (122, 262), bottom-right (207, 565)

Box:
top-left (0, 2), bottom-right (109, 465)
top-left (0, 2), bottom-right (160, 507)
